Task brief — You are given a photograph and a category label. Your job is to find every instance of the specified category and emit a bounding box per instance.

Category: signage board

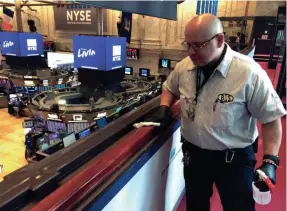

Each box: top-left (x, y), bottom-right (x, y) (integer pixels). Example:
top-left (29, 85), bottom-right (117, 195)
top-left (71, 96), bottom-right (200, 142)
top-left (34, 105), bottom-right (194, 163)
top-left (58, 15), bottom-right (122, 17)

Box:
top-left (18, 33), bottom-right (43, 56)
top-left (73, 36), bottom-right (126, 71)
top-left (0, 32), bottom-right (20, 56)
top-left (0, 32), bottom-right (43, 56)
top-left (53, 5), bottom-right (107, 32)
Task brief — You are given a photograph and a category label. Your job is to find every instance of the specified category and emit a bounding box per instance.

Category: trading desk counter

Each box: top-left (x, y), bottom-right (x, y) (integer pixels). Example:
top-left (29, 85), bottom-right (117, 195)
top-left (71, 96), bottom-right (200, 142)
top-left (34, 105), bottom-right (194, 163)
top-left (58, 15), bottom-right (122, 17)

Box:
top-left (29, 101), bottom-right (182, 211)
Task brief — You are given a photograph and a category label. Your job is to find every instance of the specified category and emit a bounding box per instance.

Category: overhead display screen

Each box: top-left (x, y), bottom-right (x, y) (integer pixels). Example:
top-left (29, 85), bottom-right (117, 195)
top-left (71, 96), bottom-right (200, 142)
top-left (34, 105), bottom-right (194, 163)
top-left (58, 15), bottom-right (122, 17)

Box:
top-left (0, 32), bottom-right (20, 56)
top-left (18, 33), bottom-right (44, 56)
top-left (0, 32), bottom-right (43, 56)
top-left (73, 1), bottom-right (177, 20)
top-left (73, 36), bottom-right (126, 71)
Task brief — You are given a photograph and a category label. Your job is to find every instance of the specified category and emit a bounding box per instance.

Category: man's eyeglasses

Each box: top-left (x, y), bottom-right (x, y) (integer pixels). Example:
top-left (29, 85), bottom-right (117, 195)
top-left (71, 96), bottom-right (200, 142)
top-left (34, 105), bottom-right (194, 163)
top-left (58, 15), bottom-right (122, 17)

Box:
top-left (182, 34), bottom-right (219, 51)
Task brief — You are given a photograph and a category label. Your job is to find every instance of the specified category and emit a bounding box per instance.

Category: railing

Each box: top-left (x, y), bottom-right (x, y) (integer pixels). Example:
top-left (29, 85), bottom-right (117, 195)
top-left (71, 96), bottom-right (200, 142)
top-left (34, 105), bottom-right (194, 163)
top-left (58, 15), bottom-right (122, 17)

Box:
top-left (29, 101), bottom-right (181, 211)
top-left (0, 96), bottom-right (161, 211)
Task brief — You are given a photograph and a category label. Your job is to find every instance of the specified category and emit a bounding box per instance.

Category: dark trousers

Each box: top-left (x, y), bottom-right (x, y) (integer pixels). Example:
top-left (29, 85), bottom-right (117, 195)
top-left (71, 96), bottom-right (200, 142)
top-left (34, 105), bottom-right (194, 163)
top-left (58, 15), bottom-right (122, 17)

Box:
top-left (182, 139), bottom-right (257, 211)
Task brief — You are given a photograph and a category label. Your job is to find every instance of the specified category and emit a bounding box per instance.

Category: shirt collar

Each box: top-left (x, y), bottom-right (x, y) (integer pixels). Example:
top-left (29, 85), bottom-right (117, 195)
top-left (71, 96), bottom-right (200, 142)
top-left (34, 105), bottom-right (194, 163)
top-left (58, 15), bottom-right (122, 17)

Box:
top-left (187, 43), bottom-right (234, 78)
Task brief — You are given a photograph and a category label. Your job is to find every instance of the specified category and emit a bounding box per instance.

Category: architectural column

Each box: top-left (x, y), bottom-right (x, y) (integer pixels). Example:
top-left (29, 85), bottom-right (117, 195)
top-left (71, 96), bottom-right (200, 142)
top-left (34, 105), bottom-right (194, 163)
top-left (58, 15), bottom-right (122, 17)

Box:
top-left (15, 0), bottom-right (23, 31)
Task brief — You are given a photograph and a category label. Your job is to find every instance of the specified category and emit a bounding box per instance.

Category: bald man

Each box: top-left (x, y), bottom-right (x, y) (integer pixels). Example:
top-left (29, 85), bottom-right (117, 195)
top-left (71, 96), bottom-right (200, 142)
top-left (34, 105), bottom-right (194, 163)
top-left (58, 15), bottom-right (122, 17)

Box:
top-left (145, 14), bottom-right (286, 211)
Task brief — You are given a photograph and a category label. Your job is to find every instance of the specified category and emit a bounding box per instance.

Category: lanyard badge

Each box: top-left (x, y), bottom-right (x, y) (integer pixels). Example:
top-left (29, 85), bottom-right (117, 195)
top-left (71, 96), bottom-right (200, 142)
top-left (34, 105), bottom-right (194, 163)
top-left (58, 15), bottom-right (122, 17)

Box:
top-left (188, 68), bottom-right (202, 121)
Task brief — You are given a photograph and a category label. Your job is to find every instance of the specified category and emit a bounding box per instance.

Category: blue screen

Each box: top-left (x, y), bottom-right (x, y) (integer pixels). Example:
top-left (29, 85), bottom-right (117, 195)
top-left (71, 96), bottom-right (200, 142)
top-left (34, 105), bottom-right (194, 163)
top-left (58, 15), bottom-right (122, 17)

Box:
top-left (79, 128), bottom-right (91, 139)
top-left (0, 32), bottom-right (20, 56)
top-left (140, 68), bottom-right (149, 77)
top-left (125, 67), bottom-right (132, 75)
top-left (18, 33), bottom-right (43, 56)
top-left (73, 36), bottom-right (106, 70)
top-left (73, 36), bottom-right (126, 71)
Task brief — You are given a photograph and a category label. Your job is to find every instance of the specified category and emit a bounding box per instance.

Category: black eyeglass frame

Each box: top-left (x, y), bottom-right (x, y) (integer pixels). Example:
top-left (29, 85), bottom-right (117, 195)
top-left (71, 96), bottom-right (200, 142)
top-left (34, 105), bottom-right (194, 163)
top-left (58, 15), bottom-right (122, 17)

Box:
top-left (182, 33), bottom-right (220, 51)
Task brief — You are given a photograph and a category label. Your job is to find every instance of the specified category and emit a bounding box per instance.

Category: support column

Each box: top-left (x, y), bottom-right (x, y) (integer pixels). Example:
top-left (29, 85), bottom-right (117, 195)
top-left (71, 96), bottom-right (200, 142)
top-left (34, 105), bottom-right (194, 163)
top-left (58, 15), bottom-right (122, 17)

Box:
top-left (15, 0), bottom-right (23, 32)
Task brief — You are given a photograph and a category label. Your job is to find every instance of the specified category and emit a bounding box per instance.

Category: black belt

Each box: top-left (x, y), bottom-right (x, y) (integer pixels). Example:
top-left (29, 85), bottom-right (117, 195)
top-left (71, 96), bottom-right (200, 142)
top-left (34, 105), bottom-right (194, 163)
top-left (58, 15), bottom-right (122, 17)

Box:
top-left (181, 137), bottom-right (254, 163)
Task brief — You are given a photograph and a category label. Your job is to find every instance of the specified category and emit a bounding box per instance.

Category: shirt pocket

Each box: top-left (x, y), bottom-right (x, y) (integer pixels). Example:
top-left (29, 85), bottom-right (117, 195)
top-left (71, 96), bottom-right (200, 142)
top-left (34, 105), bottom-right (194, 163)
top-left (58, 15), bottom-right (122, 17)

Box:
top-left (210, 103), bottom-right (233, 130)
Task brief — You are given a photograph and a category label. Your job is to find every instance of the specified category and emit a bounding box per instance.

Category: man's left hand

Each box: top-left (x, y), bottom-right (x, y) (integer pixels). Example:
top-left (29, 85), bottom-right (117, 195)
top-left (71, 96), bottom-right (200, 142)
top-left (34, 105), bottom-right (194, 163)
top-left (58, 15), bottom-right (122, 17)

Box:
top-left (254, 155), bottom-right (279, 191)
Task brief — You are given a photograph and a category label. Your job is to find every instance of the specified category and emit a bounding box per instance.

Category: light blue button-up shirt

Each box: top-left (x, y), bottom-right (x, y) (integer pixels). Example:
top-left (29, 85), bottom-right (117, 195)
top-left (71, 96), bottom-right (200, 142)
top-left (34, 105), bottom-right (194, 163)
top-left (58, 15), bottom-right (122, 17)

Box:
top-left (163, 45), bottom-right (286, 150)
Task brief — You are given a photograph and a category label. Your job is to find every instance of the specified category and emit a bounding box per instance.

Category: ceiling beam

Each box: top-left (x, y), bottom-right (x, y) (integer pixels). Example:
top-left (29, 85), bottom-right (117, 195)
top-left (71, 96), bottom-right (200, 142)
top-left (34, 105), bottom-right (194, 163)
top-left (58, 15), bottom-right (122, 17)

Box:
top-left (0, 0), bottom-right (77, 7)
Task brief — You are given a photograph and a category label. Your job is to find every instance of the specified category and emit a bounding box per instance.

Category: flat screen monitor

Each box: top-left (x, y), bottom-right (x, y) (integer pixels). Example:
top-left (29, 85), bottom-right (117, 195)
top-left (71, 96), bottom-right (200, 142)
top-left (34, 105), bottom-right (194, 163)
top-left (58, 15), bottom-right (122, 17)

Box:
top-left (139, 68), bottom-right (150, 77)
top-left (63, 133), bottom-right (76, 147)
top-left (78, 128), bottom-right (91, 139)
top-left (159, 58), bottom-right (171, 68)
top-left (47, 119), bottom-right (66, 133)
top-left (126, 48), bottom-right (139, 60)
top-left (22, 119), bottom-right (34, 128)
top-left (124, 67), bottom-right (133, 75)
top-left (67, 121), bottom-right (90, 134)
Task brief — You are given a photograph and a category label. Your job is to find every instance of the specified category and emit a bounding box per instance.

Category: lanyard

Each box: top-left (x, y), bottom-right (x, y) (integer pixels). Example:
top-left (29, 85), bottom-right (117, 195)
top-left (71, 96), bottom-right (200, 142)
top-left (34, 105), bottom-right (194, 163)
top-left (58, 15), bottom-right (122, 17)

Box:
top-left (193, 68), bottom-right (203, 105)
top-left (188, 68), bottom-right (208, 120)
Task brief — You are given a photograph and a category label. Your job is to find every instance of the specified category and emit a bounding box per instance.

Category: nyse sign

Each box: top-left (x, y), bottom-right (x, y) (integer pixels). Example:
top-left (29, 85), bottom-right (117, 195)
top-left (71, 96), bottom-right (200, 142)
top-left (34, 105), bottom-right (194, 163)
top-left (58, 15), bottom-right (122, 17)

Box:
top-left (54, 5), bottom-right (106, 31)
top-left (67, 10), bottom-right (92, 24)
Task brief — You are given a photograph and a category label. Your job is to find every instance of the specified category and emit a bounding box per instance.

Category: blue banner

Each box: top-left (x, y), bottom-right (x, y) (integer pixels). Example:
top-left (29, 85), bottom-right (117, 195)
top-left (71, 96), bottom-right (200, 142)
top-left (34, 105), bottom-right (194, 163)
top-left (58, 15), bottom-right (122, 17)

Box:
top-left (73, 36), bottom-right (126, 71)
top-left (18, 33), bottom-right (43, 56)
top-left (201, 0), bottom-right (206, 14)
top-left (196, 0), bottom-right (218, 16)
top-left (213, 0), bottom-right (218, 16)
top-left (119, 12), bottom-right (132, 44)
top-left (209, 0), bottom-right (213, 14)
top-left (205, 0), bottom-right (210, 13)
top-left (0, 32), bottom-right (20, 56)
top-left (196, 0), bottom-right (201, 15)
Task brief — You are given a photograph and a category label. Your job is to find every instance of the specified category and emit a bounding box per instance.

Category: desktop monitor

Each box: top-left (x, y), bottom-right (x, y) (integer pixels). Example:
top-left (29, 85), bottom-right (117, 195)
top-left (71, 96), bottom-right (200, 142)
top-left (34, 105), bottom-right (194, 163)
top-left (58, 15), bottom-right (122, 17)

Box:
top-left (63, 133), bottom-right (76, 147)
top-left (124, 67), bottom-right (133, 75)
top-left (78, 128), bottom-right (91, 139)
top-left (159, 58), bottom-right (171, 68)
top-left (47, 119), bottom-right (66, 133)
top-left (139, 68), bottom-right (150, 77)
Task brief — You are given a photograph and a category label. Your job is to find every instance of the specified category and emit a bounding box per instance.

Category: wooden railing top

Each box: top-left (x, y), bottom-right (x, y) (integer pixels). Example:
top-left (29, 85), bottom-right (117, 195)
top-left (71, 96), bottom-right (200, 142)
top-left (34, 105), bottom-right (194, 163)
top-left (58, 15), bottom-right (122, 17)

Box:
top-left (30, 101), bottom-right (181, 211)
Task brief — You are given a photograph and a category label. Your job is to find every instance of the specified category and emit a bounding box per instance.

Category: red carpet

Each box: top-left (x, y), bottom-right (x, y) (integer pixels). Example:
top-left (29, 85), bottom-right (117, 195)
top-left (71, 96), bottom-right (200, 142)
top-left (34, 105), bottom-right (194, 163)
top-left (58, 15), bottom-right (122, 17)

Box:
top-left (177, 62), bottom-right (286, 211)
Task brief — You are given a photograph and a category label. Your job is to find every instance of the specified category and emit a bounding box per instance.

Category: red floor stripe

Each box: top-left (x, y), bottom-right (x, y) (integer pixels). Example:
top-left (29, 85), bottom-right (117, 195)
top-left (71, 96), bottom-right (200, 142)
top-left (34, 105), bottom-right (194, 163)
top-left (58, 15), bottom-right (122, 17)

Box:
top-left (177, 62), bottom-right (286, 211)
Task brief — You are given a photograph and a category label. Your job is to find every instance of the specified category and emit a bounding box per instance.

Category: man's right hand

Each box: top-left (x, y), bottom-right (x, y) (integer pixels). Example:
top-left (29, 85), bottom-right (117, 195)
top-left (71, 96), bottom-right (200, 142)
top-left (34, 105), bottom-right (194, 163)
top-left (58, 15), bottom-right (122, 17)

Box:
top-left (143, 105), bottom-right (173, 129)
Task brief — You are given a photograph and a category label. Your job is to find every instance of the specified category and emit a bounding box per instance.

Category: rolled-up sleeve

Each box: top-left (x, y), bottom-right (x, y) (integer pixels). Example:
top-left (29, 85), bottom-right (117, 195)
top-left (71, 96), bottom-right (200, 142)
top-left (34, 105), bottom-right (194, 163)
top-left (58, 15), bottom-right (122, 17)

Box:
top-left (162, 65), bottom-right (180, 97)
top-left (247, 69), bottom-right (287, 124)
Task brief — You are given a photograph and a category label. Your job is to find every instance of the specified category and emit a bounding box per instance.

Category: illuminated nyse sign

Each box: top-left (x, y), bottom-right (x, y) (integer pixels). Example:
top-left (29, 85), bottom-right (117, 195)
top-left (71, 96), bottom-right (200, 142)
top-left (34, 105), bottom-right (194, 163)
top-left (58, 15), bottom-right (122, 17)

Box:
top-left (66, 9), bottom-right (92, 24)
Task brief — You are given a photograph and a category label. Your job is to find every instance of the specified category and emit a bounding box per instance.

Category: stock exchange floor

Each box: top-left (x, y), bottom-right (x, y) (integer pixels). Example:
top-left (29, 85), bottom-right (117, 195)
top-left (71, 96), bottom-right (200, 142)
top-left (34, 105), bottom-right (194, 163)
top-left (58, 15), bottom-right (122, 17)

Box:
top-left (0, 108), bottom-right (28, 181)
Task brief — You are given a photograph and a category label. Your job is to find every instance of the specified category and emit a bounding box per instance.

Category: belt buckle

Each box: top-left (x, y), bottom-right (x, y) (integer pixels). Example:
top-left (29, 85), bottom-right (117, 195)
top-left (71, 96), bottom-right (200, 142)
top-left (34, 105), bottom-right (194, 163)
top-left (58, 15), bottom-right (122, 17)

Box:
top-left (225, 149), bottom-right (235, 163)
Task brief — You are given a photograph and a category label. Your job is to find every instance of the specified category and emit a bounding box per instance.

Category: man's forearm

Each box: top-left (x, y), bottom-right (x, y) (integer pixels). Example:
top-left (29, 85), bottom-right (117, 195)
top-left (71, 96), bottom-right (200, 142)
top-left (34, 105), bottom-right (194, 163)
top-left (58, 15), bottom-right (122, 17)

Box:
top-left (160, 88), bottom-right (176, 107)
top-left (261, 118), bottom-right (282, 156)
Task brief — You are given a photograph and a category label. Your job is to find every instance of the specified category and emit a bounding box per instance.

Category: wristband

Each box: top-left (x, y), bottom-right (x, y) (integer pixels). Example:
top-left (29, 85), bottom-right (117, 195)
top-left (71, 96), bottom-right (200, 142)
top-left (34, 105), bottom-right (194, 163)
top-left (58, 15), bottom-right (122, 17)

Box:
top-left (263, 155), bottom-right (280, 166)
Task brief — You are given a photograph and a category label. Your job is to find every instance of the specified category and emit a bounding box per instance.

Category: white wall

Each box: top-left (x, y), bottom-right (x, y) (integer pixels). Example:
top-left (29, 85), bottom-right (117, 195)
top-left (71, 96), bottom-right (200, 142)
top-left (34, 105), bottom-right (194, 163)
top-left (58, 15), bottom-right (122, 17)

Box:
top-left (96, 126), bottom-right (185, 211)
